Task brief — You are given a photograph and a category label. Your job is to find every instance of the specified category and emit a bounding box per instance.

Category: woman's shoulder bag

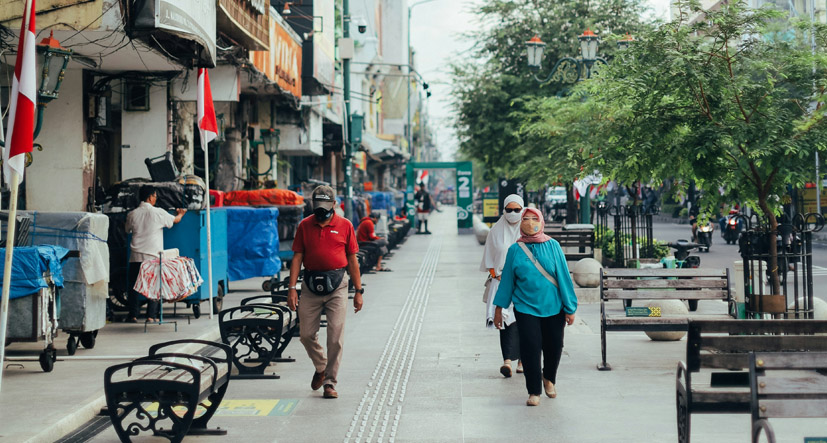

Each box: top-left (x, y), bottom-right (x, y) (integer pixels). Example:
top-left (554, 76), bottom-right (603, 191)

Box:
top-left (516, 242), bottom-right (559, 289)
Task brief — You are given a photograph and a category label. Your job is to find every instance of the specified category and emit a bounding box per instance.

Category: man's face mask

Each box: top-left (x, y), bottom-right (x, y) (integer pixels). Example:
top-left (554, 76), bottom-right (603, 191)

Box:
top-left (314, 206), bottom-right (334, 221)
top-left (521, 217), bottom-right (541, 235)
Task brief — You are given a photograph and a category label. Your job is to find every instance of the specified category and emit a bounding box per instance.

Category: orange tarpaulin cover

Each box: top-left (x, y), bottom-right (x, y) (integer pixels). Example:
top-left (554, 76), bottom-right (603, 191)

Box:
top-left (223, 189), bottom-right (305, 206)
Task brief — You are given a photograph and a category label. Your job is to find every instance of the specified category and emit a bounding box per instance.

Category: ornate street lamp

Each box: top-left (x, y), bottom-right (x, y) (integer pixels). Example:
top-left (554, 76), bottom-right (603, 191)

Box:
top-left (34, 31), bottom-right (72, 139)
top-left (616, 33), bottom-right (635, 51)
top-left (1, 31), bottom-right (72, 150)
top-left (261, 127), bottom-right (280, 158)
top-left (524, 29), bottom-right (627, 224)
top-left (526, 35), bottom-right (547, 69)
top-left (525, 29), bottom-right (608, 85)
top-left (579, 28), bottom-right (599, 64)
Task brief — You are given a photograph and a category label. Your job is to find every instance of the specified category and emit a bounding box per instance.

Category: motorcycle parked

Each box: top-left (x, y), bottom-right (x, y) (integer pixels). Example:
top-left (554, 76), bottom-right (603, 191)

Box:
top-left (667, 240), bottom-right (702, 311)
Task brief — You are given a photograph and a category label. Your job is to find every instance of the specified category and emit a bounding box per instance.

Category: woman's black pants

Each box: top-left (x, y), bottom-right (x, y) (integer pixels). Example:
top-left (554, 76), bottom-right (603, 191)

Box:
top-left (514, 309), bottom-right (566, 395)
top-left (499, 322), bottom-right (520, 361)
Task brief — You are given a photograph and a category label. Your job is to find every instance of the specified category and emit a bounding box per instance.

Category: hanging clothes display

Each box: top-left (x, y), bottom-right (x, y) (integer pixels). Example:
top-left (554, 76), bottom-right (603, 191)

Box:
top-left (133, 256), bottom-right (203, 302)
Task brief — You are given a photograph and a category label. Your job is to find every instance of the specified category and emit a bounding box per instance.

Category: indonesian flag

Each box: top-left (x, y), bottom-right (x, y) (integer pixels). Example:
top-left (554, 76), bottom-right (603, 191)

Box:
top-left (417, 170), bottom-right (429, 186)
top-left (4, 0), bottom-right (37, 185)
top-left (197, 68), bottom-right (218, 149)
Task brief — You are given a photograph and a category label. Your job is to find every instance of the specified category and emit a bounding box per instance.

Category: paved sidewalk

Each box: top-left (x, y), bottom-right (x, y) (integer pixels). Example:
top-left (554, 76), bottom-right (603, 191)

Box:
top-left (4, 209), bottom-right (826, 442)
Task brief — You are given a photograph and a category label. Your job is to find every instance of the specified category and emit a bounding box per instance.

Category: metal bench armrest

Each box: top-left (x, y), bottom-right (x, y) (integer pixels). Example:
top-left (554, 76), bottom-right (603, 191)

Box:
top-left (148, 339), bottom-right (232, 365)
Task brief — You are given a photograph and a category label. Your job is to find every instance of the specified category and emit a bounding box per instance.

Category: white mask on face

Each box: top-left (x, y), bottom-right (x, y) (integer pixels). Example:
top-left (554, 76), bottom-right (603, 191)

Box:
top-left (504, 211), bottom-right (522, 224)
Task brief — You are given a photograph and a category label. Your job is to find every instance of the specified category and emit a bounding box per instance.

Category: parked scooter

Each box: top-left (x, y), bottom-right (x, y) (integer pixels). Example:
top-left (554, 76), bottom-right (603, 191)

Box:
top-left (668, 239), bottom-right (701, 268)
top-left (667, 239), bottom-right (701, 311)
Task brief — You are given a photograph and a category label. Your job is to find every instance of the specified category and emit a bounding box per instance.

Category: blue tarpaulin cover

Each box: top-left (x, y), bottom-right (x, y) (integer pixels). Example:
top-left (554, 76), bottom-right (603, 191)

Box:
top-left (0, 245), bottom-right (69, 299)
top-left (227, 207), bottom-right (280, 281)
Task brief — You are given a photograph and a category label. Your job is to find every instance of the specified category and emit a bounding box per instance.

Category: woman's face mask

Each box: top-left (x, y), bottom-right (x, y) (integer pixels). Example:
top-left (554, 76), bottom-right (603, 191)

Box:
top-left (521, 214), bottom-right (542, 235)
top-left (504, 206), bottom-right (522, 223)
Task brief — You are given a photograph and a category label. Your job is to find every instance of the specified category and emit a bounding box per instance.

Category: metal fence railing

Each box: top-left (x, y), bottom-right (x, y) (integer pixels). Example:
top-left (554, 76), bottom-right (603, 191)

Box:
top-left (738, 213), bottom-right (823, 319)
top-left (595, 203), bottom-right (658, 267)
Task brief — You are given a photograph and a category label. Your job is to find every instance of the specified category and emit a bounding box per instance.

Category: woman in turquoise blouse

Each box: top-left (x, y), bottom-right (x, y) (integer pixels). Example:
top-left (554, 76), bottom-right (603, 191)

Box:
top-left (493, 208), bottom-right (578, 406)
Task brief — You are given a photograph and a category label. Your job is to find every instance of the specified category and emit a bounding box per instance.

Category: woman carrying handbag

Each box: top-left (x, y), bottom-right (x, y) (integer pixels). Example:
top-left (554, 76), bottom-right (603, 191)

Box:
top-left (480, 194), bottom-right (524, 377)
top-left (493, 208), bottom-right (578, 406)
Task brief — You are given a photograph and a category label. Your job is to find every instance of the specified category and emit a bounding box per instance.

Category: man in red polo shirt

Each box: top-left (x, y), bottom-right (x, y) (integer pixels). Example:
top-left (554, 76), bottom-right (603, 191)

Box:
top-left (287, 185), bottom-right (363, 399)
top-left (357, 211), bottom-right (390, 272)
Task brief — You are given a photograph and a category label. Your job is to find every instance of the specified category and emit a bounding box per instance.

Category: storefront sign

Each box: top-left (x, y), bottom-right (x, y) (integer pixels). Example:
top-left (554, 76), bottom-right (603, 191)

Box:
top-left (132, 0), bottom-right (217, 66)
top-left (250, 11), bottom-right (302, 98)
top-left (354, 152), bottom-right (367, 171)
top-left (800, 188), bottom-right (827, 215)
top-left (482, 192), bottom-right (500, 223)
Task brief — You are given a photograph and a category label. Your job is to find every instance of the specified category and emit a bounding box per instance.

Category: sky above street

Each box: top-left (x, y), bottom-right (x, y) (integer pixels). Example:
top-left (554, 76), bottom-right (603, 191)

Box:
top-left (410, 0), bottom-right (671, 160)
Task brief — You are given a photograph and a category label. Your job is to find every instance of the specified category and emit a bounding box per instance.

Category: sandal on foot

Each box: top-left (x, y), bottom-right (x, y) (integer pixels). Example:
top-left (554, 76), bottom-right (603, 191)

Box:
top-left (500, 364), bottom-right (512, 378)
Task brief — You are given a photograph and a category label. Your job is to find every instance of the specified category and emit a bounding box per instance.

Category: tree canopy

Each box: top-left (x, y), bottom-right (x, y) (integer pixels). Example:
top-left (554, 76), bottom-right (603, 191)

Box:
top-left (526, 0), bottom-right (827, 292)
top-left (451, 0), bottom-right (652, 182)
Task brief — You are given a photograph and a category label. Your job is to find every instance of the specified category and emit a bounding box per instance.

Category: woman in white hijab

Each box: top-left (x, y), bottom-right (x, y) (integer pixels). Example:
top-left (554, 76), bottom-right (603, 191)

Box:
top-left (481, 194), bottom-right (524, 377)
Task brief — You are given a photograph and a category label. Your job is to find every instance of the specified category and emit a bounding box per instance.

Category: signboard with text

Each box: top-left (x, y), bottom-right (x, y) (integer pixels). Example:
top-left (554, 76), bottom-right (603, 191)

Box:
top-left (250, 10), bottom-right (302, 98)
top-left (482, 192), bottom-right (500, 223)
top-left (132, 0), bottom-right (217, 67)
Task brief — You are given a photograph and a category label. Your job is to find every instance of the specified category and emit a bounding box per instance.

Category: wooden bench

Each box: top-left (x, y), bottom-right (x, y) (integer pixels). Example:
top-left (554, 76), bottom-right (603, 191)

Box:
top-left (103, 339), bottom-right (232, 442)
top-left (675, 320), bottom-right (827, 443)
top-left (218, 295), bottom-right (298, 379)
top-left (749, 351), bottom-right (827, 443)
top-left (598, 268), bottom-right (734, 370)
top-left (545, 229), bottom-right (594, 261)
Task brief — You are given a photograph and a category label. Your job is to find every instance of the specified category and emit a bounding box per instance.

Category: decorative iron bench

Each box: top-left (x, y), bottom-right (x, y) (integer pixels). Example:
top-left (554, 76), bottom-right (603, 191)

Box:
top-left (103, 339), bottom-right (232, 443)
top-left (749, 351), bottom-right (827, 443)
top-left (598, 268), bottom-right (734, 370)
top-left (675, 320), bottom-right (827, 443)
top-left (218, 294), bottom-right (298, 379)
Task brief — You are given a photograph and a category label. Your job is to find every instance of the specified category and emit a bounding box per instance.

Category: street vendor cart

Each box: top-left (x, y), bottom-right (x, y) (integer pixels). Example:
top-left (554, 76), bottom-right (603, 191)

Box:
top-left (1, 245), bottom-right (70, 372)
top-left (27, 212), bottom-right (109, 355)
top-left (164, 209), bottom-right (228, 317)
top-left (225, 207), bottom-right (281, 291)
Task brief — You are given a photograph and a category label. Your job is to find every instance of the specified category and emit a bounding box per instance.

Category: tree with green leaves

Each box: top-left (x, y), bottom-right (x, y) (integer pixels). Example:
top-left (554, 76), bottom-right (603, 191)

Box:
top-left (572, 0), bottom-right (827, 294)
top-left (451, 0), bottom-right (652, 183)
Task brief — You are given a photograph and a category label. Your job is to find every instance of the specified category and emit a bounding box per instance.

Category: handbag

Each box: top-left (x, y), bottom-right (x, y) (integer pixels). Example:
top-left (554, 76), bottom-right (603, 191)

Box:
top-left (304, 268), bottom-right (347, 295)
top-left (517, 242), bottom-right (559, 289)
top-left (483, 274), bottom-right (493, 303)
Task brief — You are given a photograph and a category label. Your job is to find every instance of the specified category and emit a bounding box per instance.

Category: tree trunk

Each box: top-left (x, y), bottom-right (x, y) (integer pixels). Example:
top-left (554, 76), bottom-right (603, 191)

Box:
top-left (758, 196), bottom-right (782, 296)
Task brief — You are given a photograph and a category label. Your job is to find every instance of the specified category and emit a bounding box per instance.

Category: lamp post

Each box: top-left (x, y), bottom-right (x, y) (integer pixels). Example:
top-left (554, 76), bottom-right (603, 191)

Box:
top-left (408, 0), bottom-right (439, 161)
top-left (261, 127), bottom-right (280, 182)
top-left (525, 29), bottom-right (613, 224)
top-left (0, 31), bottom-right (72, 149)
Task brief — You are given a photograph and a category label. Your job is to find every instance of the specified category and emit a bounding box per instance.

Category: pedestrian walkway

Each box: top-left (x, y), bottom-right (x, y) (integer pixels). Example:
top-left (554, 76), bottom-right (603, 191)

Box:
top-left (3, 209), bottom-right (826, 442)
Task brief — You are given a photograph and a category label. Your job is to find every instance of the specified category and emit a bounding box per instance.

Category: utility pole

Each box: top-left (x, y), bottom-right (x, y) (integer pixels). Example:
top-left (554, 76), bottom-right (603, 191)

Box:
top-left (407, 6), bottom-right (413, 160)
top-left (343, 0), bottom-right (353, 219)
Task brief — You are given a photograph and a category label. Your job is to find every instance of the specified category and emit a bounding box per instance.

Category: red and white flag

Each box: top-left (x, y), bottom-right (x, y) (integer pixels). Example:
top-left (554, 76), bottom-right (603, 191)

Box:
top-left (4, 0), bottom-right (37, 185)
top-left (197, 68), bottom-right (217, 149)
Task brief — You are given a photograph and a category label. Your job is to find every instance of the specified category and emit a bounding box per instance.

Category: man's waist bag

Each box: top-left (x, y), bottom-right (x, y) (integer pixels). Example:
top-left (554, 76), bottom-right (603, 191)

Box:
top-left (305, 268), bottom-right (347, 295)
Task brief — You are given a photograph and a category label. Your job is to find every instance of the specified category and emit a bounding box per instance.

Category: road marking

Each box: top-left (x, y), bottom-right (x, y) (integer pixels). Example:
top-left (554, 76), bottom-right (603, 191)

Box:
top-left (345, 237), bottom-right (442, 443)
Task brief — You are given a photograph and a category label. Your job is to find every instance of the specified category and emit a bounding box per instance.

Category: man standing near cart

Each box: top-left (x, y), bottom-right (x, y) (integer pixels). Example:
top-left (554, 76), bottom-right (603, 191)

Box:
top-left (287, 185), bottom-right (364, 399)
top-left (125, 186), bottom-right (186, 323)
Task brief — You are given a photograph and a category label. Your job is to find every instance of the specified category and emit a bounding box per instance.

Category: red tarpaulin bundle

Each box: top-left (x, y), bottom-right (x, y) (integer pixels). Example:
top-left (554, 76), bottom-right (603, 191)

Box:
top-left (223, 189), bottom-right (305, 206)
